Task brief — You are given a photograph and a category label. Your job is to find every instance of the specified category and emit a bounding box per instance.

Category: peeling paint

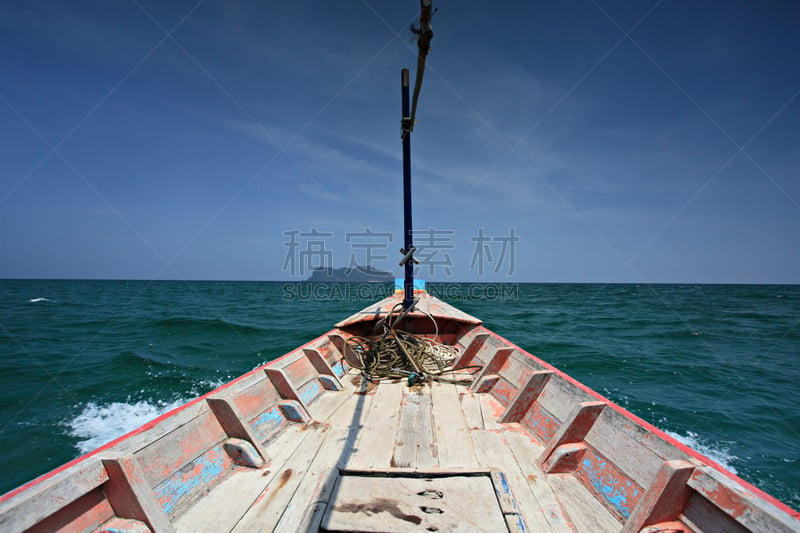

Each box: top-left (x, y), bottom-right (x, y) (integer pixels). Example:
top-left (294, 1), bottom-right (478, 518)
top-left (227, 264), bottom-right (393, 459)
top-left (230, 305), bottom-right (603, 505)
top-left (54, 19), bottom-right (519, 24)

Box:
top-left (319, 375), bottom-right (340, 391)
top-left (475, 375), bottom-right (499, 394)
top-left (523, 403), bottom-right (559, 443)
top-left (298, 379), bottom-right (323, 405)
top-left (331, 359), bottom-right (347, 377)
top-left (249, 405), bottom-right (285, 442)
top-left (577, 448), bottom-right (642, 520)
top-left (278, 401), bottom-right (307, 423)
top-left (490, 378), bottom-right (515, 406)
top-left (155, 444), bottom-right (230, 516)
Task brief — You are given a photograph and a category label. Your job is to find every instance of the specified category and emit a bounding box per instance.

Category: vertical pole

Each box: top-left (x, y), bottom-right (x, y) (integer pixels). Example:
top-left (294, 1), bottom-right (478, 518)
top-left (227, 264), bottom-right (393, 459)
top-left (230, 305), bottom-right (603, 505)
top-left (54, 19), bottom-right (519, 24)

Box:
top-left (401, 68), bottom-right (414, 310)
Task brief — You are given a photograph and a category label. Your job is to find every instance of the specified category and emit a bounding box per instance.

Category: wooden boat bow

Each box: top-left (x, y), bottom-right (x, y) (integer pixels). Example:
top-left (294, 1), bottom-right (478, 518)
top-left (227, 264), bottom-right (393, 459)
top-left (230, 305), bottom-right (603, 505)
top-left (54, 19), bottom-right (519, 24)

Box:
top-left (0, 291), bottom-right (798, 532)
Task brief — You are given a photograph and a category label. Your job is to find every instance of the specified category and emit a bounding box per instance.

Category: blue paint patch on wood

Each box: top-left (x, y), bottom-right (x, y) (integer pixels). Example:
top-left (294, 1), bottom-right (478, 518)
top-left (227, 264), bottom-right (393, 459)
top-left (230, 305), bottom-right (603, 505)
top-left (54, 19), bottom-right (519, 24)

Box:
top-left (475, 374), bottom-right (499, 393)
top-left (331, 359), bottom-right (346, 377)
top-left (318, 375), bottom-right (341, 391)
top-left (298, 379), bottom-right (323, 404)
top-left (249, 405), bottom-right (285, 443)
top-left (498, 471), bottom-right (511, 495)
top-left (278, 401), bottom-right (307, 423)
top-left (579, 449), bottom-right (640, 519)
top-left (154, 444), bottom-right (230, 516)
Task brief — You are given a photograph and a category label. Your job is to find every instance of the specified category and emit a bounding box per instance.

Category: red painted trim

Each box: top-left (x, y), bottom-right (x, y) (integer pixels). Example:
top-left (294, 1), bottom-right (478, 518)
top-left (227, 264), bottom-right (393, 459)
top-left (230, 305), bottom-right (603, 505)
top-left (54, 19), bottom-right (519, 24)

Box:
top-left (479, 325), bottom-right (800, 517)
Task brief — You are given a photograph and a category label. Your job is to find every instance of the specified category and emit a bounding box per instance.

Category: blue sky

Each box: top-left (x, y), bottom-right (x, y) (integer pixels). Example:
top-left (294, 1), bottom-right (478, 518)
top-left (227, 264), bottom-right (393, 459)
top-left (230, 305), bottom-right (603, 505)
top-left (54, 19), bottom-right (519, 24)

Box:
top-left (1, 1), bottom-right (798, 283)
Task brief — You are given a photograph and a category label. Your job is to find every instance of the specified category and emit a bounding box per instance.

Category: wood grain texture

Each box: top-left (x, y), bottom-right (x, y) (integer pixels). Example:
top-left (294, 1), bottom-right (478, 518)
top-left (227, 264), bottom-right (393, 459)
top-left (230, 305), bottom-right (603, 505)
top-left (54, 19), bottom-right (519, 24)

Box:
top-left (547, 474), bottom-right (620, 533)
top-left (392, 386), bottom-right (438, 469)
top-left (504, 429), bottom-right (574, 533)
top-left (0, 459), bottom-right (109, 533)
top-left (348, 383), bottom-right (401, 470)
top-left (430, 381), bottom-right (478, 468)
top-left (471, 429), bottom-right (550, 532)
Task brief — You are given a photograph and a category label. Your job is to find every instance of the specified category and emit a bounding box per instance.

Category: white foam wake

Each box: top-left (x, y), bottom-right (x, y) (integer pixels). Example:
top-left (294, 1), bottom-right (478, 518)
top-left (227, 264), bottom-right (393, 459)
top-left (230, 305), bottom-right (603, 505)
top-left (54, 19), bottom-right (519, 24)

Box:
top-left (665, 430), bottom-right (739, 474)
top-left (28, 297), bottom-right (51, 303)
top-left (67, 398), bottom-right (188, 455)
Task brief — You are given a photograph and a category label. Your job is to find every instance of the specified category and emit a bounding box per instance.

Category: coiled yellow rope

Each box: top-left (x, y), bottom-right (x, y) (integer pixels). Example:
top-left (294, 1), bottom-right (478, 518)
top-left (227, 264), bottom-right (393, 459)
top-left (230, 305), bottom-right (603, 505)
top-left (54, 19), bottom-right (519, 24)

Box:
top-left (346, 300), bottom-right (481, 385)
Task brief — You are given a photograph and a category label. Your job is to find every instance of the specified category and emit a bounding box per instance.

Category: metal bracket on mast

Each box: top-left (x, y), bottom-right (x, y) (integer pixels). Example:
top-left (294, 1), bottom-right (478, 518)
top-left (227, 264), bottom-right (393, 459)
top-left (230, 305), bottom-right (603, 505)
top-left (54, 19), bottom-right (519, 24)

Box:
top-left (399, 247), bottom-right (419, 267)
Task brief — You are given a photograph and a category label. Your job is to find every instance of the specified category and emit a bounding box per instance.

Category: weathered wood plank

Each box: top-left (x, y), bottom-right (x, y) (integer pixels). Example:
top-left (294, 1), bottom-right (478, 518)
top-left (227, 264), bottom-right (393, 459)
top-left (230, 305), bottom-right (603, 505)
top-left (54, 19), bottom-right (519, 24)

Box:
top-left (687, 467), bottom-right (800, 533)
top-left (283, 354), bottom-right (318, 387)
top-left (504, 429), bottom-right (574, 533)
top-left (497, 353), bottom-right (545, 389)
top-left (230, 425), bottom-right (331, 533)
top-left (321, 473), bottom-right (507, 532)
top-left (28, 488), bottom-right (115, 533)
top-left (430, 381), bottom-right (478, 468)
top-left (206, 396), bottom-right (269, 461)
top-left (584, 407), bottom-right (686, 488)
top-left (179, 421), bottom-right (324, 532)
top-left (304, 389), bottom-right (351, 423)
top-left (459, 390), bottom-right (484, 430)
top-left (304, 348), bottom-right (340, 382)
top-left (173, 467), bottom-right (272, 533)
top-left (478, 392), bottom-right (504, 431)
top-left (240, 392), bottom-right (367, 532)
top-left (133, 410), bottom-right (227, 488)
top-left (348, 382), bottom-right (403, 470)
top-left (152, 443), bottom-right (237, 519)
top-left (393, 386), bottom-right (438, 469)
top-left (111, 400), bottom-right (209, 456)
top-left (0, 459), bottom-right (109, 533)
top-left (547, 474), bottom-right (620, 533)
top-left (681, 491), bottom-right (749, 533)
top-left (537, 375), bottom-right (595, 425)
top-left (229, 376), bottom-right (281, 422)
top-left (269, 392), bottom-right (366, 531)
top-left (471, 430), bottom-right (552, 532)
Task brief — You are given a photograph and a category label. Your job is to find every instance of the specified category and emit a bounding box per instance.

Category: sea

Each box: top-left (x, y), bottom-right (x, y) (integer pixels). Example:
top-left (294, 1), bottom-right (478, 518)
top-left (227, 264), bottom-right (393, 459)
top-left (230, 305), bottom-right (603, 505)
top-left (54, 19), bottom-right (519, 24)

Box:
top-left (0, 280), bottom-right (798, 510)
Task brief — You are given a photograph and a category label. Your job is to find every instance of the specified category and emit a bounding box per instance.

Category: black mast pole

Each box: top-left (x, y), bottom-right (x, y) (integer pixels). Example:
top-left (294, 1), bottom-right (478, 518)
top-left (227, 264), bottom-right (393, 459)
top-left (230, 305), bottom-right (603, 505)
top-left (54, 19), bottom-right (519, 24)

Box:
top-left (401, 69), bottom-right (414, 310)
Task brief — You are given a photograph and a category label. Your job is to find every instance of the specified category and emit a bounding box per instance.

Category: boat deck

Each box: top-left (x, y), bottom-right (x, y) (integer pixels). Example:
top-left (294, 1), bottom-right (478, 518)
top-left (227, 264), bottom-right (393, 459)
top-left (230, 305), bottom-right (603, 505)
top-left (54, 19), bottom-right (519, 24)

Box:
top-left (174, 377), bottom-right (615, 532)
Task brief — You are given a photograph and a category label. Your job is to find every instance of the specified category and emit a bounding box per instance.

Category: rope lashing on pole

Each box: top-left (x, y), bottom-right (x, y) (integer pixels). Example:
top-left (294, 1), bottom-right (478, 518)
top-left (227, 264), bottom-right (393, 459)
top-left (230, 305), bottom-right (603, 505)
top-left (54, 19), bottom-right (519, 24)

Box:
top-left (403, 0), bottom-right (435, 137)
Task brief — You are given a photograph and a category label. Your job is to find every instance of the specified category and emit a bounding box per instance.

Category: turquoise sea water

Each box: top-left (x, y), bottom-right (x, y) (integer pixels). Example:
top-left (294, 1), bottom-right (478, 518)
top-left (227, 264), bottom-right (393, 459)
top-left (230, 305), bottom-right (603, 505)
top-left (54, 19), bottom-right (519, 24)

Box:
top-left (0, 280), bottom-right (798, 509)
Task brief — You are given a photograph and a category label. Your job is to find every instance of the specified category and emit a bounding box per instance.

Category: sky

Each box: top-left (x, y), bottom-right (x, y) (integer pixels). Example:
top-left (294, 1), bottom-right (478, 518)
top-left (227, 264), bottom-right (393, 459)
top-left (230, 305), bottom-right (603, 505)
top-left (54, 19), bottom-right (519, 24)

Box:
top-left (1, 1), bottom-right (798, 283)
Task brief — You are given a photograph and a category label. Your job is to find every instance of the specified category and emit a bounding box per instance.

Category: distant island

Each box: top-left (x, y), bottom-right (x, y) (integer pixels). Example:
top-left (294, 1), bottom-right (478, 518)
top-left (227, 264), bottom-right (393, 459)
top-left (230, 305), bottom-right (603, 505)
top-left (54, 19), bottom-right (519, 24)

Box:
top-left (305, 266), bottom-right (394, 283)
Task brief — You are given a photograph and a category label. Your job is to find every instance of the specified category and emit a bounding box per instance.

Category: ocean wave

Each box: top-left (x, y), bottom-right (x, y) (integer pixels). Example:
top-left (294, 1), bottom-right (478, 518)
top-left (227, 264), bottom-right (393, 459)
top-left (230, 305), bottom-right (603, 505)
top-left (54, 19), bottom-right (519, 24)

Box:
top-left (28, 297), bottom-right (52, 303)
top-left (151, 316), bottom-right (267, 335)
top-left (113, 349), bottom-right (177, 369)
top-left (664, 429), bottom-right (739, 474)
top-left (67, 398), bottom-right (189, 455)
